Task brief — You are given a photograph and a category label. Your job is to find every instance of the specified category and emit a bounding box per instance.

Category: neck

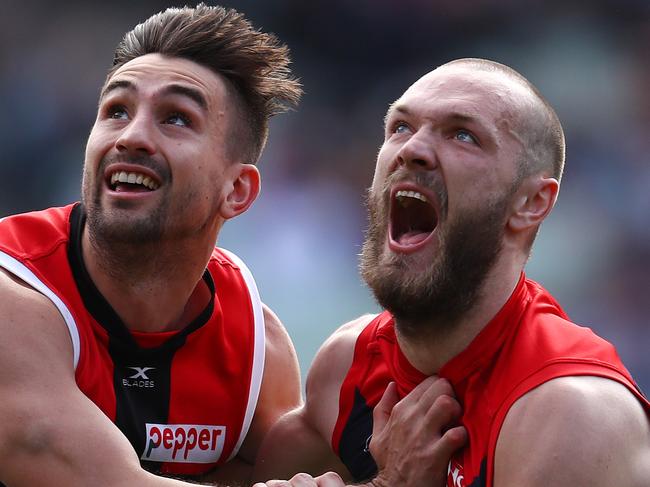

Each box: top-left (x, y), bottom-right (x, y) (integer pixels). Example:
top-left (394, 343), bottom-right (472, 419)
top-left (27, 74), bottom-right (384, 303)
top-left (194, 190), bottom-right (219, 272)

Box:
top-left (82, 227), bottom-right (214, 333)
top-left (395, 256), bottom-right (524, 375)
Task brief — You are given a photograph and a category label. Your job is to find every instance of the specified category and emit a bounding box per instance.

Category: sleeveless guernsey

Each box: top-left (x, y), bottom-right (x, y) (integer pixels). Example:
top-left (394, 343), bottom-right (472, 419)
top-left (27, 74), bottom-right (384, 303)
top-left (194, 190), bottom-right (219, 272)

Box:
top-left (332, 275), bottom-right (649, 486)
top-left (0, 204), bottom-right (265, 477)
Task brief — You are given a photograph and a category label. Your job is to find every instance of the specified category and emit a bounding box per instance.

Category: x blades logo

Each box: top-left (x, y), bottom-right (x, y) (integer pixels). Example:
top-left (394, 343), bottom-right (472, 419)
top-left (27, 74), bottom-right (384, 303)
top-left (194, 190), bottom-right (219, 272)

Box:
top-left (128, 366), bottom-right (156, 379)
top-left (123, 366), bottom-right (156, 388)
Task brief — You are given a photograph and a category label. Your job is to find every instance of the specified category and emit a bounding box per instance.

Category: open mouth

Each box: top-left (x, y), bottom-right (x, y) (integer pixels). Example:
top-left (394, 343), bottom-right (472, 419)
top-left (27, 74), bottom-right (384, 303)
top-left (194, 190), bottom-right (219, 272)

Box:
top-left (389, 188), bottom-right (438, 250)
top-left (108, 170), bottom-right (160, 193)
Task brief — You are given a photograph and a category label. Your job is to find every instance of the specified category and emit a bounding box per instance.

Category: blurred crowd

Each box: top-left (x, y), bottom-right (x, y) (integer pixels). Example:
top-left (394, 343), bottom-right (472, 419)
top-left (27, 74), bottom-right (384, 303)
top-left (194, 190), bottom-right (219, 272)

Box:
top-left (1, 0), bottom-right (648, 391)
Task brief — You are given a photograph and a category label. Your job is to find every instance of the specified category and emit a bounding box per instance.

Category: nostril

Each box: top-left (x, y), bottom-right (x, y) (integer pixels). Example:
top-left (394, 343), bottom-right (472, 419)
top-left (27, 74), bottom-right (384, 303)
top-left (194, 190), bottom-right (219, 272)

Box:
top-left (413, 158), bottom-right (427, 167)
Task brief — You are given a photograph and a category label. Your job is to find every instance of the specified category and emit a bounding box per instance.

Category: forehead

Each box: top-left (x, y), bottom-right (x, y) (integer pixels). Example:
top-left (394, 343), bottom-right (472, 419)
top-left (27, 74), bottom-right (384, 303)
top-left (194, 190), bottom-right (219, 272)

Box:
top-left (103, 53), bottom-right (231, 110)
top-left (390, 65), bottom-right (531, 129)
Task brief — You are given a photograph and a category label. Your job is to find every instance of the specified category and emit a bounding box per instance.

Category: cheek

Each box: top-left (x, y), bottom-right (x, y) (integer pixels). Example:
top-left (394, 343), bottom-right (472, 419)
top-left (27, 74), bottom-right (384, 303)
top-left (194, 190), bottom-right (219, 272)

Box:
top-left (372, 147), bottom-right (393, 189)
top-left (85, 124), bottom-right (113, 161)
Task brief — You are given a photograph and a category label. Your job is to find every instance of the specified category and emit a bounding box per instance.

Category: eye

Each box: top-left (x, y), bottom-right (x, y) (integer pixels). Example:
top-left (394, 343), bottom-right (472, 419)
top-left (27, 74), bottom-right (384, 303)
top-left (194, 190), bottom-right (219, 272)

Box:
top-left (107, 105), bottom-right (128, 120)
top-left (392, 121), bottom-right (411, 134)
top-left (454, 129), bottom-right (478, 145)
top-left (164, 112), bottom-right (192, 127)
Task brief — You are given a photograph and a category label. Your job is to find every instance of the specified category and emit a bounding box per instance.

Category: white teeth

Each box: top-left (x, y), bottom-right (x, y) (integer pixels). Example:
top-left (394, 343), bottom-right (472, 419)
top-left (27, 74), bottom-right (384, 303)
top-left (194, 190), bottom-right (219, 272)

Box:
top-left (396, 190), bottom-right (427, 203)
top-left (109, 170), bottom-right (160, 190)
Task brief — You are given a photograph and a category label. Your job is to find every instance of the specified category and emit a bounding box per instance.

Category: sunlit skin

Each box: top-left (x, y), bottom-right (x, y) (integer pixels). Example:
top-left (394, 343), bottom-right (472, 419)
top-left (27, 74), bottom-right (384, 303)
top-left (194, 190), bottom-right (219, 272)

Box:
top-left (368, 64), bottom-right (552, 372)
top-left (372, 65), bottom-right (530, 269)
top-left (80, 53), bottom-right (260, 332)
top-left (84, 53), bottom-right (240, 244)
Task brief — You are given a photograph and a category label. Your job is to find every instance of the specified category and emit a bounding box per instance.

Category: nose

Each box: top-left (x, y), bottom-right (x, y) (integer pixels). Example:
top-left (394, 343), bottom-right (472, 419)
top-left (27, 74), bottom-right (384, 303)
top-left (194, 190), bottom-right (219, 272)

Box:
top-left (115, 112), bottom-right (157, 155)
top-left (395, 129), bottom-right (437, 171)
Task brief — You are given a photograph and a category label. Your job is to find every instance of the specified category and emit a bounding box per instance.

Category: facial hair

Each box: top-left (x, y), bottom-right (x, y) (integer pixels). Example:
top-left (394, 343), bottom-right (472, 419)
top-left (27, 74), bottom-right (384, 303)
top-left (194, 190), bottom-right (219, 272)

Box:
top-left (360, 172), bottom-right (510, 336)
top-left (82, 153), bottom-right (172, 246)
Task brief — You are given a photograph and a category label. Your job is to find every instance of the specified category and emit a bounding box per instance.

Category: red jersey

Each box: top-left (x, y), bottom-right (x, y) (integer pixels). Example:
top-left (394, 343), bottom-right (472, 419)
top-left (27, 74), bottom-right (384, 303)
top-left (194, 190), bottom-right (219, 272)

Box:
top-left (0, 204), bottom-right (265, 477)
top-left (332, 275), bottom-right (649, 486)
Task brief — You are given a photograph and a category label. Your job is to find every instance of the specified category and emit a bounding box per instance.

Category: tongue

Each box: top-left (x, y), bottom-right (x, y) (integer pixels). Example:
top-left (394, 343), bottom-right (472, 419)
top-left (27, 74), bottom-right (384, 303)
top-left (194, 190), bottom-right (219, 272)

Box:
top-left (398, 230), bottom-right (430, 246)
top-left (115, 183), bottom-right (150, 193)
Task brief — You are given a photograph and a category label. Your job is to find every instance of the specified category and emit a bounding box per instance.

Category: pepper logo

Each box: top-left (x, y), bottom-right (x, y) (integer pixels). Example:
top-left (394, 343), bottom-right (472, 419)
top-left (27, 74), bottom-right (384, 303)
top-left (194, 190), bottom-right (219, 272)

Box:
top-left (142, 423), bottom-right (226, 463)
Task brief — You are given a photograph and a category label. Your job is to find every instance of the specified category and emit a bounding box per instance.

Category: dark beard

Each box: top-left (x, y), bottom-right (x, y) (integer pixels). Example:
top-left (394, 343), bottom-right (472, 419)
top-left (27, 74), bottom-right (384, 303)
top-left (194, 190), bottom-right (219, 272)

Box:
top-left (360, 180), bottom-right (509, 336)
top-left (82, 153), bottom-right (171, 246)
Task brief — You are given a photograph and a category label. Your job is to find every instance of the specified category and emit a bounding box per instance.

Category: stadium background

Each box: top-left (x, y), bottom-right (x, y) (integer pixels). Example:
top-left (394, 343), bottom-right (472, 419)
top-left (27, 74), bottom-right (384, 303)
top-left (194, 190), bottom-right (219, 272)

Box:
top-left (1, 0), bottom-right (648, 393)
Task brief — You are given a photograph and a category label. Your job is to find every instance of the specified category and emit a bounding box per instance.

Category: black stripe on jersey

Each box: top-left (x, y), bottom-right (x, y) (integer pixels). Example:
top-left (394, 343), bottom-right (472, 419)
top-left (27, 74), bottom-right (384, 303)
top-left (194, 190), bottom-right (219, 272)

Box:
top-left (339, 388), bottom-right (378, 482)
top-left (110, 339), bottom-right (176, 472)
top-left (67, 204), bottom-right (216, 472)
top-left (466, 458), bottom-right (487, 487)
top-left (67, 203), bottom-right (215, 351)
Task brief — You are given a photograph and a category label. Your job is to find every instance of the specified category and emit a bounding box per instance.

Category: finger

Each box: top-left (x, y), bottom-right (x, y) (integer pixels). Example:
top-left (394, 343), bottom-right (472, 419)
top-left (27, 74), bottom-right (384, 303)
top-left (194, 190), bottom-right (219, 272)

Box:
top-left (372, 381), bottom-right (399, 436)
top-left (429, 425), bottom-right (468, 469)
top-left (400, 375), bottom-right (439, 404)
top-left (418, 377), bottom-right (455, 405)
top-left (288, 472), bottom-right (317, 486)
top-left (421, 394), bottom-right (463, 434)
top-left (314, 471), bottom-right (345, 487)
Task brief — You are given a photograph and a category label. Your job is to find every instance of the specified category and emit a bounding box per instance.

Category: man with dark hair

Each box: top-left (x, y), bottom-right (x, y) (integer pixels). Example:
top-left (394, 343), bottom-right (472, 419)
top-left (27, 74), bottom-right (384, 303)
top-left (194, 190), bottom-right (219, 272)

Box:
top-left (254, 59), bottom-right (650, 486)
top-left (0, 5), bottom-right (461, 487)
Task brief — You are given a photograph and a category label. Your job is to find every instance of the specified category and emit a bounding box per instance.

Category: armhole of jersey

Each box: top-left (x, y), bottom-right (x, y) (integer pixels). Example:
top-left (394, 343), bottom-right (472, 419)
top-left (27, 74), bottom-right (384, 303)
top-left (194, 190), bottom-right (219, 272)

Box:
top-left (218, 248), bottom-right (265, 460)
top-left (485, 361), bottom-right (649, 484)
top-left (0, 250), bottom-right (81, 369)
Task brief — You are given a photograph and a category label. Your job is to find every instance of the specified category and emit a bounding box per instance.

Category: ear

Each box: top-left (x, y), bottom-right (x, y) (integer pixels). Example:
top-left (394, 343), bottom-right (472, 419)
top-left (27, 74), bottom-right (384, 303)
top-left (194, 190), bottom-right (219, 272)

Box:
top-left (507, 176), bottom-right (559, 232)
top-left (220, 164), bottom-right (261, 220)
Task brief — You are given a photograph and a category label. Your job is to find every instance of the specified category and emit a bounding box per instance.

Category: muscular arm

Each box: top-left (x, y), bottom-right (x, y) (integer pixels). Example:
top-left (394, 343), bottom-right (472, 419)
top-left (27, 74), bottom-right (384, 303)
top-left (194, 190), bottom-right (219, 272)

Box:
top-left (206, 304), bottom-right (303, 485)
top-left (0, 271), bottom-right (203, 487)
top-left (254, 315), bottom-right (466, 487)
top-left (252, 316), bottom-right (365, 481)
top-left (494, 376), bottom-right (650, 487)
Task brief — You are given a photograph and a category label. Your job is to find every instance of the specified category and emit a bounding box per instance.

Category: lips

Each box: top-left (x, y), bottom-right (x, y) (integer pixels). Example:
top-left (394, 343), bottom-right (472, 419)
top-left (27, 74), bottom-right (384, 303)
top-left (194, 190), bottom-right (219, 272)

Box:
top-left (103, 163), bottom-right (162, 194)
top-left (388, 184), bottom-right (439, 253)
top-left (109, 170), bottom-right (160, 192)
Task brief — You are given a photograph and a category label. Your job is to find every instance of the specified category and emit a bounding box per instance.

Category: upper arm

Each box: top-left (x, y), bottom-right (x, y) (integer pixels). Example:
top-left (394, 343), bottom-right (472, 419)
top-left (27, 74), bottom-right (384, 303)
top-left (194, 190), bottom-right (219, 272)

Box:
top-left (236, 304), bottom-right (302, 466)
top-left (494, 376), bottom-right (650, 487)
top-left (304, 315), bottom-right (373, 440)
top-left (0, 271), bottom-right (172, 486)
top-left (252, 406), bottom-right (348, 482)
top-left (252, 315), bottom-right (373, 481)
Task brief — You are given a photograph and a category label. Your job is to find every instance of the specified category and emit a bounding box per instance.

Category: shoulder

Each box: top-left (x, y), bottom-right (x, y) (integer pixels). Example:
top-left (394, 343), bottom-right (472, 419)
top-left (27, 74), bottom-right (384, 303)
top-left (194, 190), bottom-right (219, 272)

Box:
top-left (304, 314), bottom-right (378, 438)
top-left (0, 268), bottom-right (61, 325)
top-left (262, 304), bottom-right (295, 354)
top-left (495, 375), bottom-right (650, 486)
top-left (307, 314), bottom-right (378, 396)
top-left (0, 269), bottom-right (73, 356)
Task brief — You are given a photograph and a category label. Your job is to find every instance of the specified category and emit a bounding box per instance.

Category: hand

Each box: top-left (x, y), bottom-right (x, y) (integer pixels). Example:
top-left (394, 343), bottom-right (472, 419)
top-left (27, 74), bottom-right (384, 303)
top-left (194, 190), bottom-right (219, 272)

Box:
top-left (368, 376), bottom-right (467, 487)
top-left (253, 471), bottom-right (346, 487)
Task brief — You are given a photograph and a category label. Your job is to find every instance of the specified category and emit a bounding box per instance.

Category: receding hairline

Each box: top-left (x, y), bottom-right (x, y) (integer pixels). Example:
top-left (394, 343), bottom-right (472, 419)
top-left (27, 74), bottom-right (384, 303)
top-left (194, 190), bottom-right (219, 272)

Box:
top-left (436, 58), bottom-right (566, 181)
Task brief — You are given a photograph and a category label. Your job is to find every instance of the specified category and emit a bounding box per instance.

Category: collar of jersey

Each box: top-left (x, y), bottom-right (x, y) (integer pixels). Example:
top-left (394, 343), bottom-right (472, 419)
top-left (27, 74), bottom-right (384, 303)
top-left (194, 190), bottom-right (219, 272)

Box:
top-left (67, 203), bottom-right (216, 356)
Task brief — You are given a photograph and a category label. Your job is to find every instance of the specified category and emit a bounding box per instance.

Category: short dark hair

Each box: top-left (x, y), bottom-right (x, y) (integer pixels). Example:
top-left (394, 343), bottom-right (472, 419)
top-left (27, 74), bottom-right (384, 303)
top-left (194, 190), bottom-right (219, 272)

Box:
top-left (108, 3), bottom-right (302, 164)
top-left (442, 58), bottom-right (565, 183)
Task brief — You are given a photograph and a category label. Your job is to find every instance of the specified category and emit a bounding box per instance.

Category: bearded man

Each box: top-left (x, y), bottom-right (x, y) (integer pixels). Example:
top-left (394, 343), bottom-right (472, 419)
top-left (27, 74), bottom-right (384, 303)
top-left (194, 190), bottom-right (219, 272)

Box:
top-left (254, 58), bottom-right (650, 487)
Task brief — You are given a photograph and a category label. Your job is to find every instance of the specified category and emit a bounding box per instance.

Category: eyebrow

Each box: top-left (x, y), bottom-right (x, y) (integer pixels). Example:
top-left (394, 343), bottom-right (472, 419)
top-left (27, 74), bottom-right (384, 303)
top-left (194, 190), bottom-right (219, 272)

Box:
top-left (385, 104), bottom-right (487, 128)
top-left (162, 84), bottom-right (208, 111)
top-left (100, 79), bottom-right (133, 100)
top-left (100, 80), bottom-right (208, 111)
